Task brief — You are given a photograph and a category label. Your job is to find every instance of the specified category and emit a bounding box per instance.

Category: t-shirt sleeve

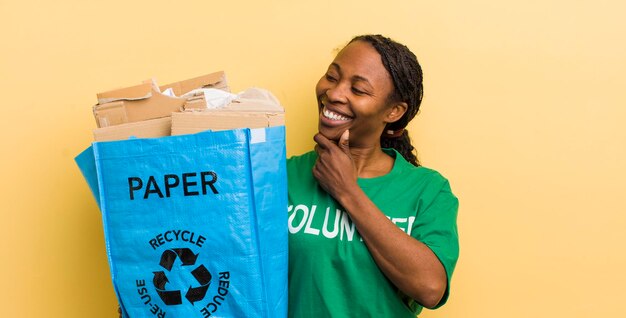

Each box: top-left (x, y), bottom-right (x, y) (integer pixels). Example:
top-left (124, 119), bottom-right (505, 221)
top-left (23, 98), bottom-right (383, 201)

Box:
top-left (410, 177), bottom-right (460, 309)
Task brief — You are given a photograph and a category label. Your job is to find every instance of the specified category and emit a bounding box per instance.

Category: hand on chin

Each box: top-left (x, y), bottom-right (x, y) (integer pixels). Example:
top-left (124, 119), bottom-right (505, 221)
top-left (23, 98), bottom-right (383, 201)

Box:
top-left (317, 126), bottom-right (343, 144)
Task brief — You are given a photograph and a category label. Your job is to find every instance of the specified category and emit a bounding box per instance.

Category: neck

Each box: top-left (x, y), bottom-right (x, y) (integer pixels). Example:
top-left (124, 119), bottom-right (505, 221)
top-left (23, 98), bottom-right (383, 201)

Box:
top-left (350, 144), bottom-right (394, 178)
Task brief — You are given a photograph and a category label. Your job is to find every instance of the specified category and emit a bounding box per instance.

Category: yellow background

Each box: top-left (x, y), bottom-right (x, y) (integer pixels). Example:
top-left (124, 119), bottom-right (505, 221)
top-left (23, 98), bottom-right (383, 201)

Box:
top-left (1, 0), bottom-right (625, 317)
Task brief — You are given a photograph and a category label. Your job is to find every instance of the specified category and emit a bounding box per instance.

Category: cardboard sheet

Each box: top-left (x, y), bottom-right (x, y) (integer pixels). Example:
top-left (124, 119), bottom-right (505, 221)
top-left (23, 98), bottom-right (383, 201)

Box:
top-left (93, 117), bottom-right (172, 141)
top-left (171, 111), bottom-right (284, 136)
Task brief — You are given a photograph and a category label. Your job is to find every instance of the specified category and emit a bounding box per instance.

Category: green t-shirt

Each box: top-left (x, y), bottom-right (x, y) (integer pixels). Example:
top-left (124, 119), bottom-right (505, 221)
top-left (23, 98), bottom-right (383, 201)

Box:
top-left (287, 149), bottom-right (459, 317)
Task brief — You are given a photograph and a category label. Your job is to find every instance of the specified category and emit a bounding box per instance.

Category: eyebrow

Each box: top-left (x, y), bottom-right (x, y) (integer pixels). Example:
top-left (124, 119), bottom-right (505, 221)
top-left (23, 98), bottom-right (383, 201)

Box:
top-left (330, 63), bottom-right (373, 87)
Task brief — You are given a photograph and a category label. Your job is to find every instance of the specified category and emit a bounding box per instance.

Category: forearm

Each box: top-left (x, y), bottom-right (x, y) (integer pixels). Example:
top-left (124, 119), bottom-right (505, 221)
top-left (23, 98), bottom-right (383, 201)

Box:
top-left (337, 185), bottom-right (447, 308)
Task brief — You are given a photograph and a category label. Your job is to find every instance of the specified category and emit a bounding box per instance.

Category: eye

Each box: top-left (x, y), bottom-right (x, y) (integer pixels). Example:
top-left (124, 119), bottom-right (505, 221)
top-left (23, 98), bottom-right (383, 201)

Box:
top-left (325, 73), bottom-right (337, 82)
top-left (351, 87), bottom-right (366, 95)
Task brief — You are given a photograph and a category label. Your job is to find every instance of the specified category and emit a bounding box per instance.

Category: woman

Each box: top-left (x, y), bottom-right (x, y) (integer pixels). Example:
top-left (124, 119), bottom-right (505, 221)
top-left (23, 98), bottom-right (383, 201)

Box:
top-left (287, 34), bottom-right (459, 317)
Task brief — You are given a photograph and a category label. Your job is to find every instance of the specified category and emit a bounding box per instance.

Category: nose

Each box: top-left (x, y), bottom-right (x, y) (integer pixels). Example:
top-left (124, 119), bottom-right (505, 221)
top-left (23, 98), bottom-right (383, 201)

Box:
top-left (325, 81), bottom-right (349, 104)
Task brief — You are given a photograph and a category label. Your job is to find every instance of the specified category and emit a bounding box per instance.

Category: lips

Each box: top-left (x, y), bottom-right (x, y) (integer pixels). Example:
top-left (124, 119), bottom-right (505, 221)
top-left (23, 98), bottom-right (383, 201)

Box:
top-left (321, 106), bottom-right (353, 122)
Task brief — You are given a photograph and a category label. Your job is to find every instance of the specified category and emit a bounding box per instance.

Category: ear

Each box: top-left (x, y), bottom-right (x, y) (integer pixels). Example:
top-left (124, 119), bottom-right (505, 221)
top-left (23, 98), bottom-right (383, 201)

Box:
top-left (385, 102), bottom-right (408, 123)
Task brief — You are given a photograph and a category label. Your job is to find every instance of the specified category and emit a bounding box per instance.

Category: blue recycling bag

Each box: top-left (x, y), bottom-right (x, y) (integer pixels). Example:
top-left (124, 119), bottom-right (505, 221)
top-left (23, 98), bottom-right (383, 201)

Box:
top-left (76, 127), bottom-right (288, 318)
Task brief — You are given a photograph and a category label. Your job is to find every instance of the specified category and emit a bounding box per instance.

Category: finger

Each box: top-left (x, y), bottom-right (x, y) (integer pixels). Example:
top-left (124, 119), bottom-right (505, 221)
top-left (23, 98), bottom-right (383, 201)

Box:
top-left (313, 133), bottom-right (333, 150)
top-left (339, 129), bottom-right (350, 156)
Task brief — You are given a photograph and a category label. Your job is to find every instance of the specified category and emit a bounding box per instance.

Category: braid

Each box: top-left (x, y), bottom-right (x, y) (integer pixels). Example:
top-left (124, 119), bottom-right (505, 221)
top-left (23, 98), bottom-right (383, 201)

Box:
top-left (380, 130), bottom-right (418, 166)
top-left (350, 35), bottom-right (424, 166)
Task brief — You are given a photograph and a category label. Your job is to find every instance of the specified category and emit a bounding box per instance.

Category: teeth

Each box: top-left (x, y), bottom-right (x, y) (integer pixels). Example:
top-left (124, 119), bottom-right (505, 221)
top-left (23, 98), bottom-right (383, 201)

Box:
top-left (323, 108), bottom-right (350, 121)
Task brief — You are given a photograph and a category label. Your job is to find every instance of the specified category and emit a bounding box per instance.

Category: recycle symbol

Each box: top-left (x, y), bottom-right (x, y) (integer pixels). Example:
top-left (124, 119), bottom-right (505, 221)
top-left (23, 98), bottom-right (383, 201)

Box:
top-left (152, 248), bottom-right (212, 305)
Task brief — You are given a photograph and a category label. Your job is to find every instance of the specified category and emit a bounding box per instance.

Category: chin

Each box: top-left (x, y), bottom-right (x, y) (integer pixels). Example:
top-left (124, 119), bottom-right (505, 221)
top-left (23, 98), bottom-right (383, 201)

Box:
top-left (317, 124), bottom-right (343, 142)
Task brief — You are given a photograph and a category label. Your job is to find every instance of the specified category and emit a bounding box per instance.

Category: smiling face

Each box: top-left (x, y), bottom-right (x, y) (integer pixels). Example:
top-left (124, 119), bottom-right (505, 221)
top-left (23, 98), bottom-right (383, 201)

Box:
top-left (316, 40), bottom-right (406, 147)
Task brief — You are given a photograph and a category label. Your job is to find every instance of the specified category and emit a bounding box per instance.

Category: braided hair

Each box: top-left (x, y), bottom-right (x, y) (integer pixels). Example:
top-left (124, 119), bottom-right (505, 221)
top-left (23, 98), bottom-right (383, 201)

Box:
top-left (349, 35), bottom-right (423, 166)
